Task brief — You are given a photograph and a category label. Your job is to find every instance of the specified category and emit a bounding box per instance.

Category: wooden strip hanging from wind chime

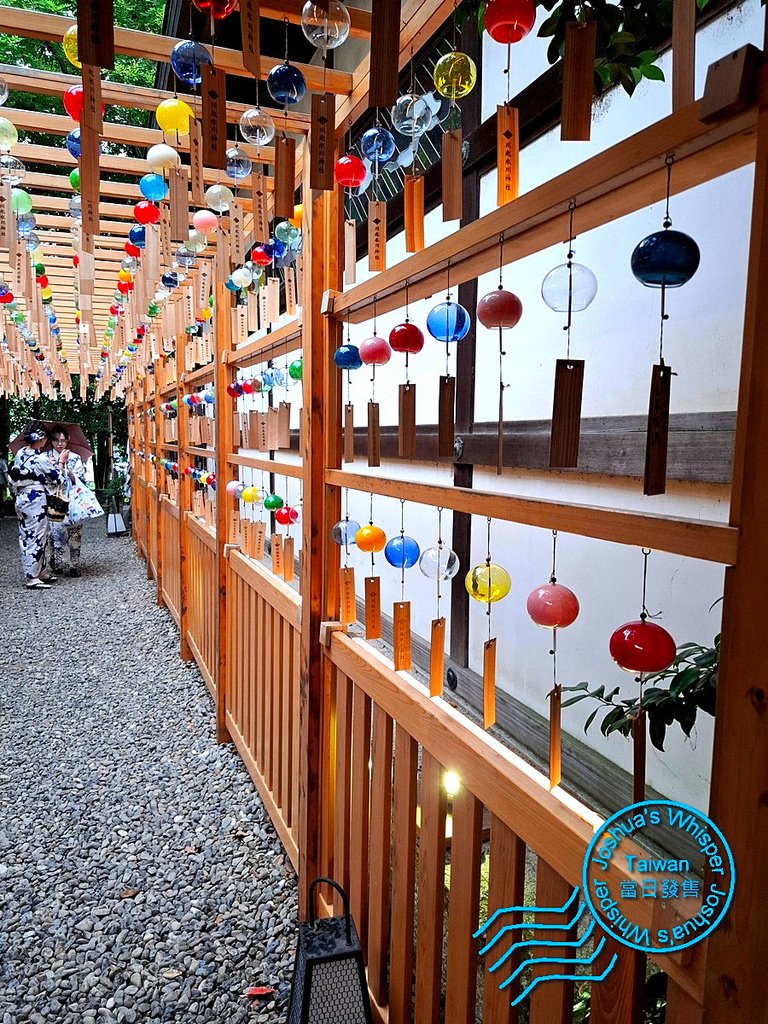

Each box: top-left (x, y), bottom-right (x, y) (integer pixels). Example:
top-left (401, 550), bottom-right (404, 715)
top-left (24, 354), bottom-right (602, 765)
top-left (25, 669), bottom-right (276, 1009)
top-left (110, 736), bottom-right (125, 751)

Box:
top-left (467, 519), bottom-right (512, 729)
top-left (560, 19), bottom-right (597, 142)
top-left (310, 91), bottom-right (336, 191)
top-left (369, 0), bottom-right (400, 108)
top-left (239, 0), bottom-right (261, 78)
top-left (168, 163), bottom-right (189, 243)
top-left (201, 63), bottom-right (227, 169)
top-left (274, 135), bottom-right (296, 219)
top-left (78, 0), bottom-right (115, 69)
top-left (632, 155), bottom-right (700, 495)
top-left (424, 508), bottom-right (456, 697)
top-left (79, 63), bottom-right (103, 250)
top-left (391, 284), bottom-right (423, 460)
top-left (496, 105), bottom-right (519, 207)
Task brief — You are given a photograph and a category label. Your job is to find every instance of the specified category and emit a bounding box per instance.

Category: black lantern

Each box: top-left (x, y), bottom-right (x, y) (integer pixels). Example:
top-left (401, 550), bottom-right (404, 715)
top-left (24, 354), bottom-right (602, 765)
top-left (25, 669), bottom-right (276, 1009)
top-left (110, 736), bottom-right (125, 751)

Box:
top-left (287, 877), bottom-right (373, 1024)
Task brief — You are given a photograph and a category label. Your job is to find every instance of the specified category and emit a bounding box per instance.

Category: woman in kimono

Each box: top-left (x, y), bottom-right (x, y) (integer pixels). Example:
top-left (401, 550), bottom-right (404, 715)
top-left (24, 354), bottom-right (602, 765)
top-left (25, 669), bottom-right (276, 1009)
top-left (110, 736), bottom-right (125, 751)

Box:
top-left (47, 426), bottom-right (88, 577)
top-left (9, 421), bottom-right (64, 589)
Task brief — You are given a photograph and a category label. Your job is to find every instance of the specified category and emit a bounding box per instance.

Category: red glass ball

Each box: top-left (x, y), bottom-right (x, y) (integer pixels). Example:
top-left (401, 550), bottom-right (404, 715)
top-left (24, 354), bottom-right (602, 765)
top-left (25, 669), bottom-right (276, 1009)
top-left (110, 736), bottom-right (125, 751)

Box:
top-left (240, 379), bottom-right (254, 394)
top-left (227, 381), bottom-right (244, 398)
top-left (252, 246), bottom-right (272, 266)
top-left (275, 506), bottom-right (292, 525)
top-left (192, 0), bottom-right (238, 19)
top-left (72, 255), bottom-right (79, 267)
top-left (609, 620), bottom-right (677, 674)
top-left (63, 85), bottom-right (84, 121)
top-left (389, 321), bottom-right (424, 355)
top-left (137, 325), bottom-right (146, 336)
top-left (36, 275), bottom-right (49, 288)
top-left (526, 583), bottom-right (580, 629)
top-left (134, 201), bottom-right (160, 225)
top-left (334, 154), bottom-right (367, 188)
top-left (0, 291), bottom-right (14, 304)
top-left (477, 287), bottom-right (523, 329)
top-left (125, 242), bottom-right (142, 257)
top-left (484, 0), bottom-right (537, 44)
top-left (359, 334), bottom-right (392, 366)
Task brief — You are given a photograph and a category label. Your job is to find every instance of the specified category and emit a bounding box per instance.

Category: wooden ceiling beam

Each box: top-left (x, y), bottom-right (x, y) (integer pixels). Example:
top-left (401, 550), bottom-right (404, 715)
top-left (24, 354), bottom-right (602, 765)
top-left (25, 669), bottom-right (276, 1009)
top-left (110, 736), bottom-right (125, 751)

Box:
top-left (0, 7), bottom-right (354, 95)
top-left (0, 63), bottom-right (311, 134)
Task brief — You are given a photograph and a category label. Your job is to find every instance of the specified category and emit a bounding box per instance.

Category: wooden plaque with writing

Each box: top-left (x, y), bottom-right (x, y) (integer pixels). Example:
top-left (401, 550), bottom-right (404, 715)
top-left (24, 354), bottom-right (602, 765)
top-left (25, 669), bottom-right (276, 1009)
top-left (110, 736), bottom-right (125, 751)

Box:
top-left (367, 401), bottom-right (381, 468)
top-left (497, 105), bottom-right (520, 207)
top-left (483, 638), bottom-right (497, 729)
top-left (201, 64), bottom-right (227, 169)
top-left (644, 362), bottom-right (672, 496)
top-left (429, 618), bottom-right (445, 697)
top-left (438, 375), bottom-right (456, 460)
top-left (340, 566), bottom-right (357, 625)
top-left (365, 576), bottom-right (382, 640)
top-left (398, 384), bottom-right (416, 459)
top-left (368, 200), bottom-right (387, 272)
top-left (310, 92), bottom-right (336, 190)
top-left (393, 602), bottom-right (412, 672)
top-left (442, 129), bottom-right (463, 222)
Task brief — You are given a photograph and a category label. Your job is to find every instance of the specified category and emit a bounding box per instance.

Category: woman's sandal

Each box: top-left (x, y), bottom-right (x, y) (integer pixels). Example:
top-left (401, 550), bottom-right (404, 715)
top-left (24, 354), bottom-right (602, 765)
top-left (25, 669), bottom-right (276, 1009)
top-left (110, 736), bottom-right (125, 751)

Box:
top-left (26, 579), bottom-right (52, 590)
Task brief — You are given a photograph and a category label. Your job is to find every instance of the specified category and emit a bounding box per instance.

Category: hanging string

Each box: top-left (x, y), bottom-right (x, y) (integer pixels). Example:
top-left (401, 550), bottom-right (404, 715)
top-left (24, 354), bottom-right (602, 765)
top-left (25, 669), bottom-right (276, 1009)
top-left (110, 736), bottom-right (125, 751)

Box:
top-left (343, 487), bottom-right (351, 567)
top-left (435, 506), bottom-right (444, 619)
top-left (659, 156), bottom-right (674, 364)
top-left (504, 42), bottom-right (512, 104)
top-left (486, 516), bottom-right (493, 643)
top-left (565, 200), bottom-right (576, 361)
top-left (282, 18), bottom-right (290, 139)
top-left (445, 259), bottom-right (452, 376)
top-left (640, 547), bottom-right (651, 622)
top-left (369, 492), bottom-right (375, 574)
top-left (399, 498), bottom-right (406, 603)
top-left (549, 530), bottom-right (559, 686)
top-left (550, 529), bottom-right (558, 584)
top-left (405, 279), bottom-right (411, 384)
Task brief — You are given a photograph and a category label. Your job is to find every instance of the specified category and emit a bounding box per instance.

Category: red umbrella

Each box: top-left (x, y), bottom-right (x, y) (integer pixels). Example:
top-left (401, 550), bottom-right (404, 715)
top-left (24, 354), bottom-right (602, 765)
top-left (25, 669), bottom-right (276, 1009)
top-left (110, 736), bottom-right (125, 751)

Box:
top-left (10, 420), bottom-right (94, 462)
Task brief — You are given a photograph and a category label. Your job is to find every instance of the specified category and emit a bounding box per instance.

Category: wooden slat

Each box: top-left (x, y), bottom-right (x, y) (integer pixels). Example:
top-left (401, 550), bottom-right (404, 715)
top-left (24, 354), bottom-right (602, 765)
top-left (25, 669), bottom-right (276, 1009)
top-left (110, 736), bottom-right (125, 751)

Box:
top-left (334, 670), bottom-right (353, 912)
top-left (389, 726), bottom-right (418, 1024)
top-left (550, 358), bottom-right (585, 468)
top-left (497, 105), bottom-right (520, 207)
top-left (368, 0), bottom-right (401, 108)
top-left (275, 136), bottom-right (297, 220)
top-left (589, 944), bottom-right (644, 1024)
top-left (644, 362), bottom-right (673, 496)
top-left (442, 129), bottom-right (463, 221)
top-left (529, 860), bottom-right (576, 1024)
top-left (78, 0), bottom-right (114, 69)
top-left (415, 749), bottom-right (447, 1023)
top-left (673, 0), bottom-right (697, 112)
top-left (310, 92), bottom-right (336, 191)
top-left (367, 704), bottom-right (393, 1005)
top-left (445, 785), bottom-right (483, 1024)
top-left (404, 174), bottom-right (425, 253)
top-left (398, 383), bottom-right (417, 459)
top-left (349, 686), bottom-right (372, 950)
top-left (202, 64), bottom-right (227, 170)
top-left (438, 374), bottom-right (456, 459)
top-left (561, 21), bottom-right (596, 141)
top-left (367, 401), bottom-right (381, 467)
top-left (483, 815), bottom-right (526, 1023)
top-left (325, 470), bottom-right (739, 565)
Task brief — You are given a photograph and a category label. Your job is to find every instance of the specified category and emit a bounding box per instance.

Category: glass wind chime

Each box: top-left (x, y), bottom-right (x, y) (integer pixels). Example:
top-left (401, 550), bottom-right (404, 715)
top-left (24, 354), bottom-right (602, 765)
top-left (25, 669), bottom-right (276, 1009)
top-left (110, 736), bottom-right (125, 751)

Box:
top-left (432, 1), bottom-right (477, 223)
top-left (304, 2), bottom-right (351, 192)
top-left (526, 530), bottom-right (580, 789)
top-left (420, 507), bottom-right (460, 696)
top-left (334, 314), bottom-right (363, 464)
top-left (384, 501), bottom-right (421, 671)
top-left (389, 280), bottom-right (424, 459)
top-left (542, 200), bottom-right (598, 468)
top-left (267, 20), bottom-right (308, 221)
top-left (427, 262), bottom-right (472, 459)
top-left (465, 518), bottom-right (512, 728)
top-left (392, 54), bottom-right (433, 253)
top-left (355, 496), bottom-right (387, 640)
top-left (632, 155), bottom-right (700, 495)
top-left (477, 236), bottom-right (523, 473)
top-left (332, 489), bottom-right (361, 627)
top-left (359, 301), bottom-right (392, 468)
top-left (609, 548), bottom-right (676, 801)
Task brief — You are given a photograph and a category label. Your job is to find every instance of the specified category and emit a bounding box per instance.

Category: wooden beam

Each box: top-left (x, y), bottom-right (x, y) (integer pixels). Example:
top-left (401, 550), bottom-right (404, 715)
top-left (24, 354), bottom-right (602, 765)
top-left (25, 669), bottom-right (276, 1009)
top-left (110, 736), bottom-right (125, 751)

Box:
top-left (0, 7), bottom-right (353, 95)
top-left (325, 469), bottom-right (739, 564)
top-left (332, 81), bottom-right (761, 321)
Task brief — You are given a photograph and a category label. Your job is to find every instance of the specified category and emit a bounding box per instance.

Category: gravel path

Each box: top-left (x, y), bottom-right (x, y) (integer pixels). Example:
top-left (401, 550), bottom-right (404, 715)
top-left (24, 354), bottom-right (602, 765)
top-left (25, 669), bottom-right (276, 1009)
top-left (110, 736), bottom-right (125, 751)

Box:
top-left (0, 517), bottom-right (298, 1024)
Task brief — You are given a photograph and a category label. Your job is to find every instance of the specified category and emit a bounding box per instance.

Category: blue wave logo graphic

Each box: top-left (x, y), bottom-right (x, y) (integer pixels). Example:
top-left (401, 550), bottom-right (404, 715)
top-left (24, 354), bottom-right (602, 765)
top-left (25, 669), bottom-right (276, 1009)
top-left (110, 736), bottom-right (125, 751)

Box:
top-left (474, 886), bottom-right (617, 1007)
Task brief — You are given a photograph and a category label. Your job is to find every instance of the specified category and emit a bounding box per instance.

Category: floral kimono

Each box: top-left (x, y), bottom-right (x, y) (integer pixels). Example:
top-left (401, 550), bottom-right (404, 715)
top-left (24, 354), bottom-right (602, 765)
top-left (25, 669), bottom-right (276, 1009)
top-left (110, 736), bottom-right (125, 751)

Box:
top-left (11, 446), bottom-right (60, 581)
top-left (47, 451), bottom-right (88, 572)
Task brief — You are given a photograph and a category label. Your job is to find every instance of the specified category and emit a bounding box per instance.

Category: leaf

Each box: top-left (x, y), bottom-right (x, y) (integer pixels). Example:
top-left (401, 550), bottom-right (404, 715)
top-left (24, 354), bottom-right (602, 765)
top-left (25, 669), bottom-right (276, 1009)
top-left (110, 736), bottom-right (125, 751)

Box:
top-left (583, 706), bottom-right (601, 733)
top-left (648, 714), bottom-right (668, 751)
top-left (641, 64), bottom-right (665, 82)
top-left (245, 986), bottom-right (275, 998)
top-left (538, 11), bottom-right (561, 38)
top-left (561, 681), bottom-right (589, 693)
top-left (561, 692), bottom-right (592, 708)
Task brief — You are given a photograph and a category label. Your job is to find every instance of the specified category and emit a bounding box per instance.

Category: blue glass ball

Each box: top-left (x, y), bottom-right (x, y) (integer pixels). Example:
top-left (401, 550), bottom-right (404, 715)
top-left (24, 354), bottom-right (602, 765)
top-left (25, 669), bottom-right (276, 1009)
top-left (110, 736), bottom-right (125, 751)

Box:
top-left (334, 344), bottom-right (363, 370)
top-left (0, 283), bottom-right (8, 296)
top-left (261, 369), bottom-right (277, 390)
top-left (128, 224), bottom-right (146, 249)
top-left (267, 63), bottom-right (307, 106)
top-left (631, 229), bottom-right (700, 288)
top-left (225, 276), bottom-right (239, 292)
top-left (331, 519), bottom-right (361, 546)
top-left (16, 212), bottom-right (36, 237)
top-left (170, 39), bottom-right (212, 86)
top-left (361, 126), bottom-right (396, 163)
top-left (139, 173), bottom-right (169, 202)
top-left (204, 389), bottom-right (215, 404)
top-left (175, 246), bottom-right (196, 268)
top-left (263, 239), bottom-right (286, 260)
top-left (65, 128), bottom-right (81, 159)
top-left (161, 271), bottom-right (179, 289)
top-left (225, 146), bottom-right (253, 181)
top-left (384, 535), bottom-right (421, 569)
top-left (426, 301), bottom-right (472, 342)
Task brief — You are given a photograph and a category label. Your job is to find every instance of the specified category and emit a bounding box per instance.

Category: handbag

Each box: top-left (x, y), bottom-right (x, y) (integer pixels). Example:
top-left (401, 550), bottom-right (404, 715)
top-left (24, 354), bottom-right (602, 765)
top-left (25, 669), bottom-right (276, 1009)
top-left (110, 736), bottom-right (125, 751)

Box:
top-left (46, 479), bottom-right (69, 522)
top-left (68, 479), bottom-right (104, 523)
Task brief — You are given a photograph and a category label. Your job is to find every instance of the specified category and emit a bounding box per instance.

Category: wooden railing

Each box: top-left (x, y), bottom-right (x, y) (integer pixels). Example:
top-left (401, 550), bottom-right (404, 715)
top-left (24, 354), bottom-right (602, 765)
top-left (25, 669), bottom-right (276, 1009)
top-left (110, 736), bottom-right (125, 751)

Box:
top-left (159, 497), bottom-right (180, 625)
top-left (147, 483), bottom-right (158, 579)
top-left (225, 551), bottom-right (302, 871)
top-left (185, 514), bottom-right (217, 699)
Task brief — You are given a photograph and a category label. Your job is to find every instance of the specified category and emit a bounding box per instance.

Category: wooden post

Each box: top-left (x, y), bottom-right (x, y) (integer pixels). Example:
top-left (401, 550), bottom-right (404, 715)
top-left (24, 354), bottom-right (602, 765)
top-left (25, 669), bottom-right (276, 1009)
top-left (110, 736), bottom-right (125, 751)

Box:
top-left (299, 173), bottom-right (342, 916)
top-left (214, 281), bottom-right (235, 744)
top-left (153, 357), bottom-right (163, 604)
top-left (704, 104), bottom-right (768, 1024)
top-left (672, 0), bottom-right (696, 113)
top-left (176, 332), bottom-right (193, 663)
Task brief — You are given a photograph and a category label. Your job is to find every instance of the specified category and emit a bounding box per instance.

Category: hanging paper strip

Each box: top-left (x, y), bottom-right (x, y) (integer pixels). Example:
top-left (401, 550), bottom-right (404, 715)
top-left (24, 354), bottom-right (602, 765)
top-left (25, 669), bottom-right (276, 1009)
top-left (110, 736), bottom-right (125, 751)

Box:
top-left (404, 175), bottom-right (425, 253)
top-left (274, 136), bottom-right (296, 219)
top-left (344, 219), bottom-right (357, 286)
top-left (201, 64), bottom-right (227, 169)
top-left (283, 537), bottom-right (295, 583)
top-left (250, 171), bottom-right (269, 243)
top-left (340, 566), bottom-right (357, 625)
top-left (429, 618), bottom-right (445, 697)
top-left (344, 403), bottom-right (355, 463)
top-left (367, 401), bottom-right (381, 467)
top-left (169, 164), bottom-right (189, 243)
top-left (365, 576), bottom-right (382, 639)
top-left (398, 383), bottom-right (416, 459)
top-left (240, 0), bottom-right (261, 79)
top-left (549, 358), bottom-right (585, 468)
top-left (368, 199), bottom-right (387, 273)
top-left (78, 0), bottom-right (115, 69)
top-left (190, 120), bottom-right (205, 204)
top-left (644, 362), bottom-right (672, 496)
top-left (548, 684), bottom-right (562, 789)
top-left (561, 21), bottom-right (597, 141)
top-left (483, 638), bottom-right (497, 728)
top-left (196, 259), bottom-right (210, 311)
top-left (442, 129), bottom-right (463, 222)
top-left (310, 92), bottom-right (336, 191)
top-left (369, 0), bottom-right (400, 107)
top-left (393, 602), bottom-right (412, 671)
top-left (497, 105), bottom-right (519, 207)
top-left (438, 374), bottom-right (456, 460)
top-left (230, 202), bottom-right (246, 265)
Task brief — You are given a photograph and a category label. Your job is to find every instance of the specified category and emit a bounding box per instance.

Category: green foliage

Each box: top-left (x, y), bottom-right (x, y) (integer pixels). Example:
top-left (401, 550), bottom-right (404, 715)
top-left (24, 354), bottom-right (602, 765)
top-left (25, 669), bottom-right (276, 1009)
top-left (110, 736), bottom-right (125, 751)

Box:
top-left (456, 0), bottom-right (717, 97)
top-left (561, 635), bottom-right (720, 752)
